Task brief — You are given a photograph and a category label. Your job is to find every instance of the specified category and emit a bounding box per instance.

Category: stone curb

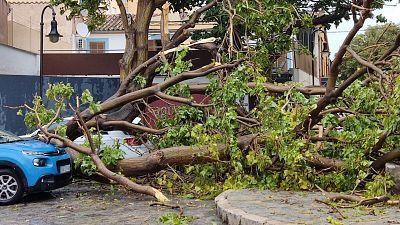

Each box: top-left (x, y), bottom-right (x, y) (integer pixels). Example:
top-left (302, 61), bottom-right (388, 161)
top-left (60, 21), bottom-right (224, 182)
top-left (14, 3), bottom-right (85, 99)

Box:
top-left (215, 190), bottom-right (286, 225)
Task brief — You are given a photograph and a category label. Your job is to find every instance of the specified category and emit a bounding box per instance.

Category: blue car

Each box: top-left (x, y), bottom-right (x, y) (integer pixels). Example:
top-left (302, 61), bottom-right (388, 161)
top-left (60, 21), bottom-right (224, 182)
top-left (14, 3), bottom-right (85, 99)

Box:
top-left (0, 129), bottom-right (72, 205)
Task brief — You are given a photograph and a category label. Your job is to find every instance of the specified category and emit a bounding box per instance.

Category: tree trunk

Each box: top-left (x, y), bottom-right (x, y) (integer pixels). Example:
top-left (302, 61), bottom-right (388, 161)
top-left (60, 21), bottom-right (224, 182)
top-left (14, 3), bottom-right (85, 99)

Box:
top-left (117, 134), bottom-right (257, 176)
top-left (132, 0), bottom-right (155, 70)
top-left (119, 31), bottom-right (136, 81)
top-left (64, 134), bottom-right (257, 177)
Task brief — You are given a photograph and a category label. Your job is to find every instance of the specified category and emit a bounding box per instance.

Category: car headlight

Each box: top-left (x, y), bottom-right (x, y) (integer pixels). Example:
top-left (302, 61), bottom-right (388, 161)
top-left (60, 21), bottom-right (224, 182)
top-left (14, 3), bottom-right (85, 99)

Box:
top-left (33, 158), bottom-right (47, 167)
top-left (22, 150), bottom-right (46, 156)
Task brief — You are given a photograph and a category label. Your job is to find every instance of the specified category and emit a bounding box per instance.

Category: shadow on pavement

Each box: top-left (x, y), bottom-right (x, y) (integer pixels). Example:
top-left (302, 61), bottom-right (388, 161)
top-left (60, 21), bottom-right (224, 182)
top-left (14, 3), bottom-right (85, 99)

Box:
top-left (20, 192), bottom-right (56, 204)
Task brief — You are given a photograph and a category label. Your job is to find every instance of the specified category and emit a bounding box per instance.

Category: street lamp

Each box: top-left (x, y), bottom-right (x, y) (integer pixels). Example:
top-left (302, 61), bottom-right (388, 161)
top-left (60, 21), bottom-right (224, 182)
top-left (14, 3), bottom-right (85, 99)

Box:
top-left (39, 5), bottom-right (62, 99)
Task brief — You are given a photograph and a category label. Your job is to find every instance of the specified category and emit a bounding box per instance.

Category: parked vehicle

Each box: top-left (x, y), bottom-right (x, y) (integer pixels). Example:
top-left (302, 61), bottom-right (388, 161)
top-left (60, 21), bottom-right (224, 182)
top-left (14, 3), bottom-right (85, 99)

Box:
top-left (20, 117), bottom-right (150, 158)
top-left (0, 129), bottom-right (72, 205)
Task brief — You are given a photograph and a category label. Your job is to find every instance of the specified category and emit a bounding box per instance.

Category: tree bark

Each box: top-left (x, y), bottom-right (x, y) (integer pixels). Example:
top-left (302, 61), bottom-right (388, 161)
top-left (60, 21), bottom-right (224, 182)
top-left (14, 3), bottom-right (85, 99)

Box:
top-left (115, 0), bottom-right (135, 81)
top-left (62, 134), bottom-right (257, 177)
top-left (370, 149), bottom-right (400, 171)
top-left (118, 134), bottom-right (257, 176)
top-left (133, 0), bottom-right (155, 70)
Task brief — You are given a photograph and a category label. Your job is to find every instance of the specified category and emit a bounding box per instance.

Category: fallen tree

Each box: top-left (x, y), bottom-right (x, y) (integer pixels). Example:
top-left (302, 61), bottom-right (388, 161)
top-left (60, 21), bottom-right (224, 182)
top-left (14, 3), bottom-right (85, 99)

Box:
top-left (19, 0), bottom-right (400, 200)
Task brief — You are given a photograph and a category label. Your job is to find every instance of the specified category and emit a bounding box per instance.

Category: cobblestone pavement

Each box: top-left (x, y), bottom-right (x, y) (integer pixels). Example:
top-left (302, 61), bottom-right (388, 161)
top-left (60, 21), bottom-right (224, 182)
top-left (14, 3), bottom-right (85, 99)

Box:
top-left (4, 182), bottom-right (400, 225)
top-left (0, 180), bottom-right (222, 225)
top-left (216, 189), bottom-right (400, 225)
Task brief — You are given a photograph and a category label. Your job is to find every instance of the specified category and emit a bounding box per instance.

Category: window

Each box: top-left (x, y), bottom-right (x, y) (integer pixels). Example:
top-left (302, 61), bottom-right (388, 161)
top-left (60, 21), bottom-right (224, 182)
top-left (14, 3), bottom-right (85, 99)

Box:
top-left (89, 41), bottom-right (105, 53)
top-left (296, 28), bottom-right (313, 53)
top-left (77, 38), bottom-right (84, 49)
top-left (86, 38), bottom-right (109, 53)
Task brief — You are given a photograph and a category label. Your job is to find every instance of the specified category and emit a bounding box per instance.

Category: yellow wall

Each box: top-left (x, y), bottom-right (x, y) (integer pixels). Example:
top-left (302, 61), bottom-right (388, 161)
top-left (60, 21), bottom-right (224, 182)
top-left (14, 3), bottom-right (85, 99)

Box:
top-left (7, 1), bottom-right (73, 53)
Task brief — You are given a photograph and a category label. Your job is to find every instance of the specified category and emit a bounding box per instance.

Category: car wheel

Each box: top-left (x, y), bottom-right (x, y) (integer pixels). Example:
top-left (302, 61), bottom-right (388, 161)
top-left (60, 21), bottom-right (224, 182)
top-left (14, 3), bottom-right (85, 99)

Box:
top-left (0, 169), bottom-right (24, 205)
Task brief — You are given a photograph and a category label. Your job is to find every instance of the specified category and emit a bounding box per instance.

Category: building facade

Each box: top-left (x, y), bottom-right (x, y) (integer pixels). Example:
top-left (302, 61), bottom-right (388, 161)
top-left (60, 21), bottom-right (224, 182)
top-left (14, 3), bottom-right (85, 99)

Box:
top-left (7, 0), bottom-right (73, 53)
top-left (273, 26), bottom-right (330, 86)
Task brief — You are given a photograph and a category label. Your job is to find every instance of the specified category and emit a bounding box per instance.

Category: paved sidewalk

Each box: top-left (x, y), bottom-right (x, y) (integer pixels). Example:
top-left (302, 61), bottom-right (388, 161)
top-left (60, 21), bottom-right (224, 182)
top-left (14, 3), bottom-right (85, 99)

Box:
top-left (0, 181), bottom-right (222, 225)
top-left (216, 189), bottom-right (400, 225)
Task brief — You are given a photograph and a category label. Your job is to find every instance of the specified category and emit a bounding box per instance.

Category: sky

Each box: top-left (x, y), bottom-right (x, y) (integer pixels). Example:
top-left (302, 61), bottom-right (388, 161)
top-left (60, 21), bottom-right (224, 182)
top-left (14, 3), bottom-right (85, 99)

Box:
top-left (327, 1), bottom-right (400, 59)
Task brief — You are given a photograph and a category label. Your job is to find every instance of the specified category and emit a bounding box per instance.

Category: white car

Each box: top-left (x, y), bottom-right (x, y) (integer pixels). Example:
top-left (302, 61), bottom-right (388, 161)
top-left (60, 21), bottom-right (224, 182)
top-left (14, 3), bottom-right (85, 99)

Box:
top-left (20, 117), bottom-right (149, 158)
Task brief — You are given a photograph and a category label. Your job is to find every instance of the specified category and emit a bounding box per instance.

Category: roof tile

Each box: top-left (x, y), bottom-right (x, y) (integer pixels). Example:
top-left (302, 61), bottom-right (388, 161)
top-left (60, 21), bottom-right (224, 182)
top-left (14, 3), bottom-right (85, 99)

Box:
top-left (95, 14), bottom-right (134, 32)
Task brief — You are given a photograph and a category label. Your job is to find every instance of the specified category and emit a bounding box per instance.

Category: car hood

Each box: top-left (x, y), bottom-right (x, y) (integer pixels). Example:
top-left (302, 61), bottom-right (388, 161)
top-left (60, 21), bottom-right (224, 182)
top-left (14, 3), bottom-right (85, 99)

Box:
top-left (0, 139), bottom-right (58, 152)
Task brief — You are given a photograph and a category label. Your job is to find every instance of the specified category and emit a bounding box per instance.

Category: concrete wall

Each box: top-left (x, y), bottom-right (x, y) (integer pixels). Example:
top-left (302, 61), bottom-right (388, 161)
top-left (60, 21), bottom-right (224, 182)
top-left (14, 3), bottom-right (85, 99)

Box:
top-left (0, 43), bottom-right (38, 75)
top-left (292, 68), bottom-right (320, 86)
top-left (0, 0), bottom-right (8, 44)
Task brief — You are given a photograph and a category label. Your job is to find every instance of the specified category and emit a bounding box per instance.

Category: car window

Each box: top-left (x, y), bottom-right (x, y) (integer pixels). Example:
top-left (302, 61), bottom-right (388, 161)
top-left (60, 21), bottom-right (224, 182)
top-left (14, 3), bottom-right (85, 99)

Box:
top-left (0, 130), bottom-right (22, 143)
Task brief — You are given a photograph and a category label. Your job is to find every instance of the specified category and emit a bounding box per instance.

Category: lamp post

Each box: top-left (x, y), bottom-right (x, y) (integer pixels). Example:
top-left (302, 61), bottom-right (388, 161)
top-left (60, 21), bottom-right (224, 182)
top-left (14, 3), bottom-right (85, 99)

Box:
top-left (39, 5), bottom-right (62, 99)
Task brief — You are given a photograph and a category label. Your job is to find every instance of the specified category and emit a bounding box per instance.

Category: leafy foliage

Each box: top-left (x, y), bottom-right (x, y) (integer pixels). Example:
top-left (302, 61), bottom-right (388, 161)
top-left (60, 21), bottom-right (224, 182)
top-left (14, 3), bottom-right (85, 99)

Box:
top-left (74, 154), bottom-right (97, 176)
top-left (159, 212), bottom-right (196, 225)
top-left (365, 174), bottom-right (395, 197)
top-left (19, 83), bottom-right (125, 176)
top-left (74, 140), bottom-right (125, 176)
top-left (151, 53), bottom-right (400, 198)
top-left (72, 125), bottom-right (125, 176)
top-left (156, 46), bottom-right (193, 77)
top-left (20, 83), bottom-right (73, 129)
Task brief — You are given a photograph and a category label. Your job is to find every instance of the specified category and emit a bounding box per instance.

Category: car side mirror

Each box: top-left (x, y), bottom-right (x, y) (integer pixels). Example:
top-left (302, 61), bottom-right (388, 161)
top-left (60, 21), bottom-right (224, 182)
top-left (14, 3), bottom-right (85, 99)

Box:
top-left (132, 117), bottom-right (142, 125)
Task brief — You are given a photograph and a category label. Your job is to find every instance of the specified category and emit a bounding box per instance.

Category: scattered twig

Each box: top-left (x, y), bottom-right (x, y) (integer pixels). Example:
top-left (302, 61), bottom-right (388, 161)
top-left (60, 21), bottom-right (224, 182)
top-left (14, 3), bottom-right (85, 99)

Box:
top-left (150, 202), bottom-right (184, 216)
top-left (317, 184), bottom-right (391, 208)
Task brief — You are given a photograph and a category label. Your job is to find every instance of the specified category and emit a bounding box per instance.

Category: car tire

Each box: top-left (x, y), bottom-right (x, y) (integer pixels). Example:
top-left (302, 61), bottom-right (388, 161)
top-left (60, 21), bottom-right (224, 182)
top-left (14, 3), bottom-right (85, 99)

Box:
top-left (0, 169), bottom-right (24, 205)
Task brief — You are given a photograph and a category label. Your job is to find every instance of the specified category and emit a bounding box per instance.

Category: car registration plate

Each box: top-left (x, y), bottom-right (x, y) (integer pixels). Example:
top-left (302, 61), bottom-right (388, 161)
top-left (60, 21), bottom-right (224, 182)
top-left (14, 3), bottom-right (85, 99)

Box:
top-left (60, 164), bottom-right (71, 174)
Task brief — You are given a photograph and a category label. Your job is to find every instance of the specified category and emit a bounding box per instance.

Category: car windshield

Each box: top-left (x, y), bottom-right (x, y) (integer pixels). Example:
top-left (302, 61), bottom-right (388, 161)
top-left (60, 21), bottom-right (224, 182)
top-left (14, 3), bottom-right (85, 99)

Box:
top-left (47, 120), bottom-right (69, 131)
top-left (0, 129), bottom-right (22, 143)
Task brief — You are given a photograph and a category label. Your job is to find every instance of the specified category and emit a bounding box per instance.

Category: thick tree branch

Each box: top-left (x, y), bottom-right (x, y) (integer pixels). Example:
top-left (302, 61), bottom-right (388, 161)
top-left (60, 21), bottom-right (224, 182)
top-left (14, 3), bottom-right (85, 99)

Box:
top-left (155, 92), bottom-right (212, 107)
top-left (351, 0), bottom-right (359, 24)
top-left (307, 154), bottom-right (345, 171)
top-left (371, 149), bottom-right (400, 171)
top-left (115, 0), bottom-right (130, 33)
top-left (367, 131), bottom-right (389, 155)
top-left (86, 61), bottom-right (241, 121)
top-left (380, 33), bottom-right (400, 61)
top-left (43, 111), bottom-right (169, 202)
top-left (118, 38), bottom-right (218, 98)
top-left (295, 67), bottom-right (368, 135)
top-left (248, 83), bottom-right (326, 95)
top-left (326, 0), bottom-right (373, 94)
top-left (100, 120), bottom-right (168, 135)
top-left (188, 83), bottom-right (326, 95)
top-left (117, 134), bottom-right (257, 176)
top-left (171, 0), bottom-right (219, 41)
top-left (347, 47), bottom-right (384, 76)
